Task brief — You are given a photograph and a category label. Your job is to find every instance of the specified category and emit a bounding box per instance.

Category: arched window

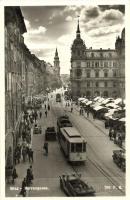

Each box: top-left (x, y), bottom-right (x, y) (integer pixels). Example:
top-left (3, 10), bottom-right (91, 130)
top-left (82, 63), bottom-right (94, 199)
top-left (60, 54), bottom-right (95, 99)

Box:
top-left (95, 91), bottom-right (100, 96)
top-left (95, 71), bottom-right (99, 78)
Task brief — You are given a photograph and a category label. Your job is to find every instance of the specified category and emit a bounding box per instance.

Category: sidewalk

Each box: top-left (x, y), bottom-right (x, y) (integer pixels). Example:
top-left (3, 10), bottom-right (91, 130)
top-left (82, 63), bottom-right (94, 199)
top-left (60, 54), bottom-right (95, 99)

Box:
top-left (6, 126), bottom-right (34, 197)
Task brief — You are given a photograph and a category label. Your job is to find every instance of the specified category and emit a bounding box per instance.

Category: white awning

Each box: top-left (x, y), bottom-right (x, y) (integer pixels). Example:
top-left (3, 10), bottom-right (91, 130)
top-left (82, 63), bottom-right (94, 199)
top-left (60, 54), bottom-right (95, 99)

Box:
top-left (119, 118), bottom-right (125, 122)
top-left (86, 101), bottom-right (92, 105)
top-left (105, 103), bottom-right (119, 109)
top-left (93, 105), bottom-right (107, 111)
top-left (81, 99), bottom-right (88, 103)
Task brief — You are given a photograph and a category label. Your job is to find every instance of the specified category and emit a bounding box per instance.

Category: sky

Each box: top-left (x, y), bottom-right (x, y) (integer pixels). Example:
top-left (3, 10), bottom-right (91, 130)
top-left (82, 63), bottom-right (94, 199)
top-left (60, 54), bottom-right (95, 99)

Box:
top-left (21, 5), bottom-right (125, 74)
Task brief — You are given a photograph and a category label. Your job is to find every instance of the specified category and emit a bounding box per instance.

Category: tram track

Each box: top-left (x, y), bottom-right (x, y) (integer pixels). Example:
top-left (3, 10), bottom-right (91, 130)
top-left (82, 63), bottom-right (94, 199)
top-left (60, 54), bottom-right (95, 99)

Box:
top-left (51, 102), bottom-right (125, 196)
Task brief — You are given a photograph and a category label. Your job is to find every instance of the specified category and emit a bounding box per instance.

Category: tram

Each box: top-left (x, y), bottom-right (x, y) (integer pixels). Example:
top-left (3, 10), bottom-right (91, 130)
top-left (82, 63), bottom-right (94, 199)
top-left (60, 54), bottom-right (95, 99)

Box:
top-left (58, 127), bottom-right (87, 162)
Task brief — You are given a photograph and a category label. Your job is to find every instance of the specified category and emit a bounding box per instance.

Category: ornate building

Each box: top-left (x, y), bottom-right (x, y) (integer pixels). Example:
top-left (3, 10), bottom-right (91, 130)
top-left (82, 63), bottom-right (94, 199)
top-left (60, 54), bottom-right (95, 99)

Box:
top-left (70, 20), bottom-right (125, 99)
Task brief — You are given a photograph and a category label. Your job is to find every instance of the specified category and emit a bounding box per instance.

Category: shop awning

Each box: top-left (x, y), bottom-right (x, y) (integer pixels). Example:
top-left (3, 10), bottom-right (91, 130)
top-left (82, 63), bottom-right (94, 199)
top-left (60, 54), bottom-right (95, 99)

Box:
top-left (105, 103), bottom-right (119, 109)
top-left (93, 105), bottom-right (107, 111)
top-left (119, 118), bottom-right (125, 122)
top-left (86, 101), bottom-right (92, 105)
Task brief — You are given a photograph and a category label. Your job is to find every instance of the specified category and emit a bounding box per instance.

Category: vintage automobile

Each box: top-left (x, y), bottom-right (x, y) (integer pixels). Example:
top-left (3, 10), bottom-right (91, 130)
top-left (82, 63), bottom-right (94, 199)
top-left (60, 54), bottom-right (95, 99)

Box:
top-left (59, 174), bottom-right (95, 196)
top-left (33, 124), bottom-right (42, 134)
top-left (112, 149), bottom-right (125, 172)
top-left (45, 127), bottom-right (57, 141)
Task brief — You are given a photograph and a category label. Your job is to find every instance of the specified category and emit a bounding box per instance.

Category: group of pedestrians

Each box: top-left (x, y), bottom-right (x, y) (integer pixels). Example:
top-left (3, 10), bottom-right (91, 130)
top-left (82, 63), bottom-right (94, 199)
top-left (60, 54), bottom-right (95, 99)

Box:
top-left (44, 103), bottom-right (51, 118)
top-left (19, 165), bottom-right (34, 197)
top-left (109, 127), bottom-right (123, 147)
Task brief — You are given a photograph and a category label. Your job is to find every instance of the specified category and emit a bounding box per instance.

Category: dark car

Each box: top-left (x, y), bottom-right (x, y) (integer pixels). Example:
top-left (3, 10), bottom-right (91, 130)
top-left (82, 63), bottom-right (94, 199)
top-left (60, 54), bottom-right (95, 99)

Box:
top-left (59, 174), bottom-right (95, 196)
top-left (45, 127), bottom-right (57, 141)
top-left (112, 149), bottom-right (125, 172)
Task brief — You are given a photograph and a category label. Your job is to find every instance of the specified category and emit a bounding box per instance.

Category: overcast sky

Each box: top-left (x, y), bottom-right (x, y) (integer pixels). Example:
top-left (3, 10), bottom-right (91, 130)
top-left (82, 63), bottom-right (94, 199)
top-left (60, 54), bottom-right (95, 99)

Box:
top-left (21, 5), bottom-right (125, 74)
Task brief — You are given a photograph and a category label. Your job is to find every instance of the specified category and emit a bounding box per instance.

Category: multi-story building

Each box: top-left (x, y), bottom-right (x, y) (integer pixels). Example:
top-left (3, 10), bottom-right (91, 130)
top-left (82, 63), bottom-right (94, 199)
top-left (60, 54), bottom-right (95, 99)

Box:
top-left (70, 20), bottom-right (125, 99)
top-left (5, 7), bottom-right (61, 168)
top-left (5, 7), bottom-right (27, 167)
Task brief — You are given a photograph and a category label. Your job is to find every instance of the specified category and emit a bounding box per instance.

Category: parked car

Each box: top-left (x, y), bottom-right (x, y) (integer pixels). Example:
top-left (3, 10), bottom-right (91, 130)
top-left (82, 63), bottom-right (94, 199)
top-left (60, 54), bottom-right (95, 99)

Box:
top-left (59, 174), bottom-right (95, 196)
top-left (112, 149), bottom-right (125, 172)
top-left (45, 127), bottom-right (56, 141)
top-left (33, 124), bottom-right (42, 134)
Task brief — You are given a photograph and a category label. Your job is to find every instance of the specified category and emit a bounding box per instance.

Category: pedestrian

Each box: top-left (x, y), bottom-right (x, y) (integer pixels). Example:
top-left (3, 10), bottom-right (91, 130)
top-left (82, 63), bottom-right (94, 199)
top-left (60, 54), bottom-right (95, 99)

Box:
top-left (22, 146), bottom-right (27, 162)
top-left (79, 108), bottom-right (82, 115)
top-left (87, 110), bottom-right (89, 118)
top-left (113, 129), bottom-right (117, 143)
top-left (39, 111), bottom-right (42, 118)
top-left (45, 110), bottom-right (48, 117)
top-left (48, 104), bottom-right (50, 111)
top-left (118, 134), bottom-right (122, 147)
top-left (43, 142), bottom-right (48, 156)
top-left (71, 106), bottom-right (73, 113)
top-left (26, 166), bottom-right (33, 186)
top-left (109, 127), bottom-right (113, 140)
top-left (12, 167), bottom-right (18, 184)
top-left (45, 104), bottom-right (46, 109)
top-left (19, 178), bottom-right (26, 197)
top-left (29, 148), bottom-right (34, 163)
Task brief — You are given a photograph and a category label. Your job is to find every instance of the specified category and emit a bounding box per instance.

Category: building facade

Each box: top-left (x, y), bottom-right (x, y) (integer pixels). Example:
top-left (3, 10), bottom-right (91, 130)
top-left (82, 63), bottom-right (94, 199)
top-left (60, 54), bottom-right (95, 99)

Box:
top-left (5, 7), bottom-right (61, 167)
top-left (70, 20), bottom-right (125, 99)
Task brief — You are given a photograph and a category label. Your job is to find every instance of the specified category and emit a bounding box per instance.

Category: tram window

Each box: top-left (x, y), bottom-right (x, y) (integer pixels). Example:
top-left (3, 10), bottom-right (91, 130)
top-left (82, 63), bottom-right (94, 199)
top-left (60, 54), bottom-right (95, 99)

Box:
top-left (71, 143), bottom-right (75, 152)
top-left (83, 143), bottom-right (86, 152)
top-left (76, 143), bottom-right (82, 152)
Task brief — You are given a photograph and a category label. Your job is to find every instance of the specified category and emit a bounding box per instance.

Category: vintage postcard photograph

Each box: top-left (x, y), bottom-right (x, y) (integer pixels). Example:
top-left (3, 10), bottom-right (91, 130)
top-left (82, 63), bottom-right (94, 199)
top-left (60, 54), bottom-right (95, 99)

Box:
top-left (4, 4), bottom-right (126, 197)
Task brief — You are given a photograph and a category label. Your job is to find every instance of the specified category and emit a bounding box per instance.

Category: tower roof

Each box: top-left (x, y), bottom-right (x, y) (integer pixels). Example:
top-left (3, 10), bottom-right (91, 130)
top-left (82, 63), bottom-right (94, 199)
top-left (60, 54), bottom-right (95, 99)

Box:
top-left (55, 48), bottom-right (58, 57)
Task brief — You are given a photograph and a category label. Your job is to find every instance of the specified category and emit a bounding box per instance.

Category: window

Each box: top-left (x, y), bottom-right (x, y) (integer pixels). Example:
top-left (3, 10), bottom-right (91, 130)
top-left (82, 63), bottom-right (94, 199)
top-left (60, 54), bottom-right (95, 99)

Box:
top-left (87, 62), bottom-right (90, 68)
top-left (71, 143), bottom-right (75, 152)
top-left (95, 71), bottom-right (99, 78)
top-left (113, 70), bottom-right (117, 77)
top-left (92, 62), bottom-right (94, 67)
top-left (87, 71), bottom-right (90, 78)
top-left (76, 143), bottom-right (82, 152)
top-left (76, 68), bottom-right (82, 78)
top-left (95, 82), bottom-right (99, 87)
top-left (100, 53), bottom-right (103, 57)
top-left (113, 82), bottom-right (116, 87)
top-left (104, 82), bottom-right (108, 87)
top-left (87, 81), bottom-right (90, 87)
top-left (104, 62), bottom-right (108, 67)
top-left (91, 52), bottom-right (94, 57)
top-left (113, 62), bottom-right (117, 67)
top-left (104, 71), bottom-right (108, 77)
top-left (83, 143), bottom-right (86, 152)
top-left (95, 62), bottom-right (99, 68)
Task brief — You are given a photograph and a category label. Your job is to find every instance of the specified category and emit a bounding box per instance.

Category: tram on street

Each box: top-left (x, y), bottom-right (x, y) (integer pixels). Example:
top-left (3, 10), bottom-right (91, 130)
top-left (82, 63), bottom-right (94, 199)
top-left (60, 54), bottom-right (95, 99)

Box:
top-left (58, 127), bottom-right (87, 162)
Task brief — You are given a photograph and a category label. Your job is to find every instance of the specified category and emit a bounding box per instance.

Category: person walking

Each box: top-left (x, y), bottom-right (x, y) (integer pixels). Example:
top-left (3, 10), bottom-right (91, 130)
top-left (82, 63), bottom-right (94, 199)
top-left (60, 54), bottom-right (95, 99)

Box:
top-left (28, 148), bottom-right (34, 163)
top-left (39, 111), bottom-right (42, 119)
top-left (22, 146), bottom-right (27, 162)
top-left (87, 110), bottom-right (89, 118)
top-left (12, 167), bottom-right (18, 184)
top-left (26, 167), bottom-right (33, 186)
top-left (43, 142), bottom-right (48, 156)
top-left (109, 127), bottom-right (113, 140)
top-left (45, 104), bottom-right (46, 109)
top-left (48, 104), bottom-right (50, 111)
top-left (45, 110), bottom-right (48, 118)
top-left (19, 178), bottom-right (27, 197)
